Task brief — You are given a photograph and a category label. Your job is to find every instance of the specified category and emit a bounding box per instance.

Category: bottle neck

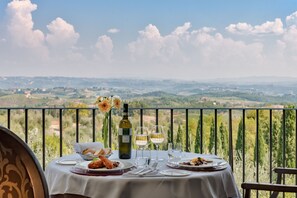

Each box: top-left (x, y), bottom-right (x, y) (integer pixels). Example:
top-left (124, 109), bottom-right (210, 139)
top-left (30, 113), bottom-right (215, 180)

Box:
top-left (123, 112), bottom-right (128, 119)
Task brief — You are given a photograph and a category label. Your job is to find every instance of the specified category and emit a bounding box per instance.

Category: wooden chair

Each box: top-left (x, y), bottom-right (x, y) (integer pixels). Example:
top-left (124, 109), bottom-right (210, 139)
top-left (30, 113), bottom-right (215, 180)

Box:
top-left (242, 167), bottom-right (297, 198)
top-left (0, 125), bottom-right (49, 198)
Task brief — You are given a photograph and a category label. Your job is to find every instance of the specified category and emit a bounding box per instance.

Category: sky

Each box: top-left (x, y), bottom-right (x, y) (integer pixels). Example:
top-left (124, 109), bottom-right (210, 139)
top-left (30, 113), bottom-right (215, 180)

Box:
top-left (0, 0), bottom-right (297, 80)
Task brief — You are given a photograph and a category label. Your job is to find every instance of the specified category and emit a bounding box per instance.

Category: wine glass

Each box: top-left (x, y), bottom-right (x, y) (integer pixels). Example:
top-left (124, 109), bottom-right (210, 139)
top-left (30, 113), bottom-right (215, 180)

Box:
top-left (150, 125), bottom-right (165, 162)
top-left (135, 127), bottom-right (149, 158)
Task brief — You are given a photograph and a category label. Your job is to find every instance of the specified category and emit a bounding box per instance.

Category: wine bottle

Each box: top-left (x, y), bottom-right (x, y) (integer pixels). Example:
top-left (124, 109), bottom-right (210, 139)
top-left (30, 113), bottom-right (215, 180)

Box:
top-left (118, 103), bottom-right (132, 159)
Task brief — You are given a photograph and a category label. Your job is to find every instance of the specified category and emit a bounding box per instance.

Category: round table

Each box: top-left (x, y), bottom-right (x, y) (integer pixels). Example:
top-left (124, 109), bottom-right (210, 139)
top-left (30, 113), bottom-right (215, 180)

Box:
top-left (45, 151), bottom-right (241, 198)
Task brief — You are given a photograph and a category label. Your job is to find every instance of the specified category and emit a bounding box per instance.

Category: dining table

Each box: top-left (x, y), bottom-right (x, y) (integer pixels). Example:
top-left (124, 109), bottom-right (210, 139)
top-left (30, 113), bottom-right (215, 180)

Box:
top-left (45, 150), bottom-right (241, 198)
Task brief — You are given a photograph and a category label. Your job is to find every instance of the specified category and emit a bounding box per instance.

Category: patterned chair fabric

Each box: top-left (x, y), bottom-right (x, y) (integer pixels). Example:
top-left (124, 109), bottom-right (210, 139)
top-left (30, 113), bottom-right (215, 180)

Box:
top-left (0, 125), bottom-right (49, 198)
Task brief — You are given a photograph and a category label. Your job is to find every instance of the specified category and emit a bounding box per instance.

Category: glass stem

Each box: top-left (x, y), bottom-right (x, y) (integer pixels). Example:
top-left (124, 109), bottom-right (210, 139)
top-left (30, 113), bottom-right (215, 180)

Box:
top-left (156, 144), bottom-right (159, 161)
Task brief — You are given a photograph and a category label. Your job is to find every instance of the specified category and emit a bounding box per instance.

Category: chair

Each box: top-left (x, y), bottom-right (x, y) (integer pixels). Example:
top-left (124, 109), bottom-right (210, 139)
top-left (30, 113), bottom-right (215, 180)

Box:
top-left (0, 125), bottom-right (49, 198)
top-left (242, 167), bottom-right (297, 198)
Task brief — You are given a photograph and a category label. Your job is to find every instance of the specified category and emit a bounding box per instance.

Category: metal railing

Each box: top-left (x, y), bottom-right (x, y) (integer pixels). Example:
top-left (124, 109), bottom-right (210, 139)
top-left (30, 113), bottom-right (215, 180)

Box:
top-left (1, 107), bottom-right (297, 197)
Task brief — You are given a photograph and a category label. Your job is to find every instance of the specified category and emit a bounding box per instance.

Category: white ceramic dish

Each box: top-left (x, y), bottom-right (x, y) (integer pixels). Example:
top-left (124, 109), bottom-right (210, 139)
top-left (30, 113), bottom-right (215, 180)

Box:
top-left (159, 169), bottom-right (191, 177)
top-left (56, 159), bottom-right (78, 165)
top-left (75, 160), bottom-right (134, 172)
top-left (178, 158), bottom-right (225, 169)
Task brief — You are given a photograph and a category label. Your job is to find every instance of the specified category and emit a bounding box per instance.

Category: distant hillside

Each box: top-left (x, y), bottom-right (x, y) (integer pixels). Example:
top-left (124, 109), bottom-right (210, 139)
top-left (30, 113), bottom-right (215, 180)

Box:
top-left (1, 76), bottom-right (297, 107)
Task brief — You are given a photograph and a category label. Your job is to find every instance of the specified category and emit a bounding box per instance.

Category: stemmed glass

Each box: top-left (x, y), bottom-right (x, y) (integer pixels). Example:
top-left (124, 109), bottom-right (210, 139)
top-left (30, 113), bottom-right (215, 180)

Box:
top-left (135, 127), bottom-right (149, 158)
top-left (150, 125), bottom-right (165, 162)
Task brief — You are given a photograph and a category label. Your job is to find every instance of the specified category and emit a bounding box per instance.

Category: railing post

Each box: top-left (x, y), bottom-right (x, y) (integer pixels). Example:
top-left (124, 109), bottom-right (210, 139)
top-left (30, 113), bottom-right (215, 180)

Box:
top-left (214, 109), bottom-right (217, 155)
top-left (156, 109), bottom-right (159, 127)
top-left (295, 109), bottom-right (297, 191)
top-left (25, 108), bottom-right (28, 143)
top-left (92, 109), bottom-right (96, 142)
top-left (256, 109), bottom-right (259, 198)
top-left (242, 109), bottom-right (246, 198)
top-left (7, 109), bottom-right (10, 129)
top-left (228, 109), bottom-right (233, 171)
top-left (269, 110), bottom-right (272, 184)
top-left (170, 109), bottom-right (174, 143)
top-left (42, 109), bottom-right (45, 170)
top-left (76, 109), bottom-right (79, 143)
top-left (140, 109), bottom-right (143, 128)
top-left (186, 109), bottom-right (189, 152)
top-left (200, 109), bottom-right (203, 154)
top-left (282, 109), bottom-right (286, 185)
top-left (59, 109), bottom-right (63, 157)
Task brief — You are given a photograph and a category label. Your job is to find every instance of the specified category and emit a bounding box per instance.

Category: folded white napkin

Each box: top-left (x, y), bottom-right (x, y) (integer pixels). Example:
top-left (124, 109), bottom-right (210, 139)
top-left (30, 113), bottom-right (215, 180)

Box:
top-left (73, 142), bottom-right (104, 154)
top-left (123, 168), bottom-right (162, 177)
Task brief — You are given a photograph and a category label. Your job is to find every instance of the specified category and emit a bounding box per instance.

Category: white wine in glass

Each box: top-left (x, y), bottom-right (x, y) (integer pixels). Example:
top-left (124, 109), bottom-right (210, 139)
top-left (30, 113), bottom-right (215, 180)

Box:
top-left (150, 125), bottom-right (165, 162)
top-left (135, 127), bottom-right (149, 158)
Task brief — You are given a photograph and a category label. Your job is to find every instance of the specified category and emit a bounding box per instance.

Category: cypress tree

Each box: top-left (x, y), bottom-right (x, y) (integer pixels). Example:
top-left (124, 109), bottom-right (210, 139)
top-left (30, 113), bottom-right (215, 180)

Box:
top-left (195, 117), bottom-right (201, 153)
top-left (167, 128), bottom-right (171, 144)
top-left (208, 118), bottom-right (215, 153)
top-left (236, 119), bottom-right (243, 153)
top-left (219, 122), bottom-right (228, 158)
top-left (254, 128), bottom-right (266, 166)
top-left (276, 105), bottom-right (295, 167)
top-left (176, 124), bottom-right (183, 144)
top-left (272, 119), bottom-right (280, 166)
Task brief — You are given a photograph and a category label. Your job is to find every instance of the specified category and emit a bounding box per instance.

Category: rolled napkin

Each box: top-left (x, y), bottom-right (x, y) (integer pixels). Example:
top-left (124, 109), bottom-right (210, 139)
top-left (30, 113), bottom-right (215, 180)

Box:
top-left (123, 168), bottom-right (162, 177)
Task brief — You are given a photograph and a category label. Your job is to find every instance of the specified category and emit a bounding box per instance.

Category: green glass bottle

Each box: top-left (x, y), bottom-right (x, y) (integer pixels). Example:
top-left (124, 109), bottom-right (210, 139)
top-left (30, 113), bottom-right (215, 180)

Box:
top-left (118, 103), bottom-right (132, 159)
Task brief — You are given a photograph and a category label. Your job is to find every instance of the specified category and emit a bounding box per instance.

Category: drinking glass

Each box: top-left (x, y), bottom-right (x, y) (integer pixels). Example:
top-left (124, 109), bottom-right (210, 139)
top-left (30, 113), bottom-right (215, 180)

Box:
top-left (150, 125), bottom-right (165, 162)
top-left (168, 142), bottom-right (182, 164)
top-left (135, 127), bottom-right (149, 158)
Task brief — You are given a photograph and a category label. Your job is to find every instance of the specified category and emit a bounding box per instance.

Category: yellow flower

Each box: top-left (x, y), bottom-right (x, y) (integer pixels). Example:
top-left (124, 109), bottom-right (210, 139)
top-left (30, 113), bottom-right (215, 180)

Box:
top-left (112, 96), bottom-right (121, 110)
top-left (95, 96), bottom-right (103, 104)
top-left (98, 99), bottom-right (112, 113)
top-left (95, 95), bottom-right (122, 113)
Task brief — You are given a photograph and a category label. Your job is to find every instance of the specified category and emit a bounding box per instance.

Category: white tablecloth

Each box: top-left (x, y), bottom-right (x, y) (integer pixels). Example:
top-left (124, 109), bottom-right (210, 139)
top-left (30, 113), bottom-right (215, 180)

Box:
top-left (45, 151), bottom-right (241, 198)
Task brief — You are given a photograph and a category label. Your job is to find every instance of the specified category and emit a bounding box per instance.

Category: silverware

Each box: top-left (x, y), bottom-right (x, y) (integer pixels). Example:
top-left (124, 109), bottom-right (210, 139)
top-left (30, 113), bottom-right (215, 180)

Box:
top-left (138, 162), bottom-right (158, 176)
top-left (133, 168), bottom-right (147, 175)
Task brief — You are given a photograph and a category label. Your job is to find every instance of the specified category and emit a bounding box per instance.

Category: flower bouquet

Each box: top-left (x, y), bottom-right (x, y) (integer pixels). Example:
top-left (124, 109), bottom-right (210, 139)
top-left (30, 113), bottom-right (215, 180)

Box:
top-left (95, 96), bottom-right (121, 147)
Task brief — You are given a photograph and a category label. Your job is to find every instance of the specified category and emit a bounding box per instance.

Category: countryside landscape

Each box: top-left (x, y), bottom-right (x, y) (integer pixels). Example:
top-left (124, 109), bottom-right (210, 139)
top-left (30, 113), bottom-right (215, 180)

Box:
top-left (1, 76), bottom-right (297, 196)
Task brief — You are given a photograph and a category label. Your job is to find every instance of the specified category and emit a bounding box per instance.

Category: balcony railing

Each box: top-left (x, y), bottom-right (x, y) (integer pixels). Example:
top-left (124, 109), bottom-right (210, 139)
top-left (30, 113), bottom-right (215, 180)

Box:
top-left (1, 107), bottom-right (297, 196)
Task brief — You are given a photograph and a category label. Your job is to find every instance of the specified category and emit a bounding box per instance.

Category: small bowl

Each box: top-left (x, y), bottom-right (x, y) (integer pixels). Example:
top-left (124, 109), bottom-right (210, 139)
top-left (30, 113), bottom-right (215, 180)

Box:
top-left (77, 152), bottom-right (113, 161)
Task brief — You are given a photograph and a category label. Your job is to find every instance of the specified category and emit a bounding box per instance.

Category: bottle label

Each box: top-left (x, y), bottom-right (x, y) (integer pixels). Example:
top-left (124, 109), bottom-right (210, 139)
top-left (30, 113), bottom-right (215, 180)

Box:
top-left (118, 128), bottom-right (131, 143)
top-left (122, 135), bottom-right (130, 143)
top-left (118, 128), bottom-right (132, 135)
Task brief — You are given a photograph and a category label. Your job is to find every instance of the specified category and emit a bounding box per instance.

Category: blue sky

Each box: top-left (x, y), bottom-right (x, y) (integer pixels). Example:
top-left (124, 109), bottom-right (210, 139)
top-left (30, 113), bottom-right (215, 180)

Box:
top-left (0, 0), bottom-right (297, 80)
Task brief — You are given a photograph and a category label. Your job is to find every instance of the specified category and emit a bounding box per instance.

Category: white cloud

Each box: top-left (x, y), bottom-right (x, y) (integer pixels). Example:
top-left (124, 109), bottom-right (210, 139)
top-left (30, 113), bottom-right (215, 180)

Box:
top-left (190, 30), bottom-right (265, 76)
top-left (108, 28), bottom-right (120, 33)
top-left (46, 17), bottom-right (79, 48)
top-left (6, 0), bottom-right (45, 49)
top-left (278, 25), bottom-right (297, 62)
top-left (128, 24), bottom-right (162, 59)
top-left (286, 11), bottom-right (297, 26)
top-left (172, 22), bottom-right (191, 36)
top-left (95, 35), bottom-right (113, 61)
top-left (128, 22), bottom-right (193, 62)
top-left (1, 1), bottom-right (297, 79)
top-left (225, 23), bottom-right (253, 34)
top-left (226, 18), bottom-right (284, 35)
top-left (127, 23), bottom-right (267, 79)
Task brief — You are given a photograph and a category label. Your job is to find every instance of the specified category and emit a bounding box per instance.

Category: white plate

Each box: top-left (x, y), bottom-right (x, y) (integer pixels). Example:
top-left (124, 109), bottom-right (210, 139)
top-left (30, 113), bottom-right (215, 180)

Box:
top-left (160, 169), bottom-right (191, 177)
top-left (178, 158), bottom-right (224, 169)
top-left (56, 159), bottom-right (78, 165)
top-left (75, 160), bottom-right (134, 172)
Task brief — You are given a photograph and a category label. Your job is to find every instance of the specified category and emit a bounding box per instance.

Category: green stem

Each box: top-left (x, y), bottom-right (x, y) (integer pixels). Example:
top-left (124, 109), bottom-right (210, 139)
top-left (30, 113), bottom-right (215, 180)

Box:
top-left (103, 112), bottom-right (109, 147)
